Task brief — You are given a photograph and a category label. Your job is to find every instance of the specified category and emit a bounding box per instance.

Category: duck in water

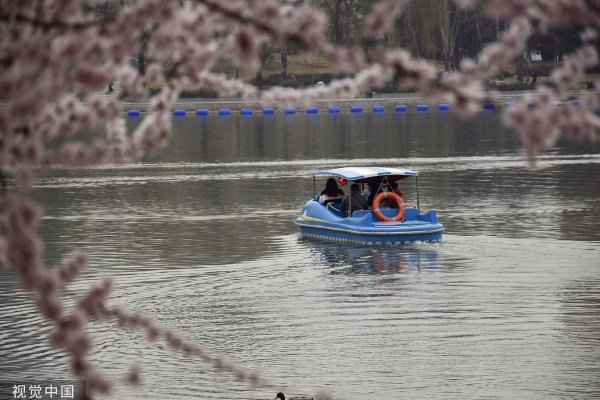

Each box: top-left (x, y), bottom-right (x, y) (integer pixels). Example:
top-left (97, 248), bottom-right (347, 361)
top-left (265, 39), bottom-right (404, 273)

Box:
top-left (273, 392), bottom-right (313, 400)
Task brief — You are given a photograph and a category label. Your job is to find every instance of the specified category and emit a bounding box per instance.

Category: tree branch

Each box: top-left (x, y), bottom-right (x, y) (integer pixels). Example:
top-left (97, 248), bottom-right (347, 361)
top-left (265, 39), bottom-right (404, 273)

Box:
top-left (0, 12), bottom-right (100, 32)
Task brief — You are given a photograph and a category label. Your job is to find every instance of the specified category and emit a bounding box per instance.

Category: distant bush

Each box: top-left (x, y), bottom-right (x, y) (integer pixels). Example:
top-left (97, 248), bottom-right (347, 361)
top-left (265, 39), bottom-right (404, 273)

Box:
top-left (495, 70), bottom-right (514, 79)
top-left (528, 63), bottom-right (555, 76)
top-left (255, 73), bottom-right (339, 88)
top-left (585, 64), bottom-right (600, 73)
top-left (180, 89), bottom-right (218, 98)
top-left (372, 84), bottom-right (415, 93)
top-left (487, 81), bottom-right (536, 91)
top-left (279, 79), bottom-right (303, 88)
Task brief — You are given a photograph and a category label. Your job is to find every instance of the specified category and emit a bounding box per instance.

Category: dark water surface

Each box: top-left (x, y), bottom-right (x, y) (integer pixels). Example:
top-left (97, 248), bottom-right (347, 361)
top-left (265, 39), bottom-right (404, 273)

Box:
top-left (1, 111), bottom-right (600, 399)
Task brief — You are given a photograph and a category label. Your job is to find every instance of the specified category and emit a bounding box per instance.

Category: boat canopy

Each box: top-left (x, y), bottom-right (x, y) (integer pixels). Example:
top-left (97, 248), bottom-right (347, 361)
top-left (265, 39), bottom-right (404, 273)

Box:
top-left (313, 167), bottom-right (418, 182)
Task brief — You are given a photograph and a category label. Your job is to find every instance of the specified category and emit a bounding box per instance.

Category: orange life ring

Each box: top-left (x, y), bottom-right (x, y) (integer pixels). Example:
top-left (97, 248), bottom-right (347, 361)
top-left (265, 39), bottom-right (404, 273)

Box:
top-left (373, 192), bottom-right (405, 222)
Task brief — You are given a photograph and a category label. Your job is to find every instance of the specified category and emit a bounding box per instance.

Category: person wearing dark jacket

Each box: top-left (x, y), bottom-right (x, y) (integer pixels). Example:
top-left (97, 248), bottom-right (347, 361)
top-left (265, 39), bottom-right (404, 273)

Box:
top-left (341, 184), bottom-right (369, 216)
top-left (367, 181), bottom-right (381, 207)
top-left (319, 177), bottom-right (345, 205)
top-left (388, 181), bottom-right (403, 197)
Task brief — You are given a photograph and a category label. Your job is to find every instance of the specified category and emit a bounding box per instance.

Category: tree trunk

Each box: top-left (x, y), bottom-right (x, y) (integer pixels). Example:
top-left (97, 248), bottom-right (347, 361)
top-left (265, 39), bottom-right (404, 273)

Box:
top-left (138, 32), bottom-right (149, 76)
top-left (496, 17), bottom-right (504, 79)
top-left (516, 53), bottom-right (525, 83)
top-left (440, 1), bottom-right (452, 71)
top-left (255, 66), bottom-right (263, 90)
top-left (334, 0), bottom-right (343, 44)
top-left (255, 44), bottom-right (269, 90)
top-left (404, 3), bottom-right (420, 58)
top-left (280, 40), bottom-right (288, 81)
top-left (439, 0), bottom-right (461, 71)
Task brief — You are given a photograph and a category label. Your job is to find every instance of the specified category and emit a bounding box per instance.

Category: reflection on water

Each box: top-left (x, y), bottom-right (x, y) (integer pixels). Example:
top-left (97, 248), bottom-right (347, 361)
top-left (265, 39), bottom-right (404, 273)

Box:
top-left (1, 111), bottom-right (599, 399)
top-left (303, 240), bottom-right (440, 275)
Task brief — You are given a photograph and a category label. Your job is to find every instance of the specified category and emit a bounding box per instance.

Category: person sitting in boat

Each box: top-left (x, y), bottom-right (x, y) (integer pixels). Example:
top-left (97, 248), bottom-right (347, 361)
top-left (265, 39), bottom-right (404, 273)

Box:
top-left (388, 181), bottom-right (403, 197)
top-left (367, 180), bottom-right (382, 207)
top-left (341, 183), bottom-right (369, 215)
top-left (319, 177), bottom-right (345, 205)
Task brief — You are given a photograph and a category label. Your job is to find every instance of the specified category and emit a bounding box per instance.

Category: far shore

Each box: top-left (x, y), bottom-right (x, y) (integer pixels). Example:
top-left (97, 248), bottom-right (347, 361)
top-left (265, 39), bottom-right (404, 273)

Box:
top-left (121, 89), bottom-right (595, 113)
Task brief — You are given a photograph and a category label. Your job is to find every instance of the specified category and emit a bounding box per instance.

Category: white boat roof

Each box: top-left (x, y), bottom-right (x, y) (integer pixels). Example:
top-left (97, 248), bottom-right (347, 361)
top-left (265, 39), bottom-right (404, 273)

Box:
top-left (313, 166), bottom-right (418, 180)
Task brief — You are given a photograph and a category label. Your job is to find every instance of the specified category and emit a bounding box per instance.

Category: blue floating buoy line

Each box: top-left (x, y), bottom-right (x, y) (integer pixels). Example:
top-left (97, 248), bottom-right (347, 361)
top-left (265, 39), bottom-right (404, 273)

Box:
top-left (126, 100), bottom-right (538, 118)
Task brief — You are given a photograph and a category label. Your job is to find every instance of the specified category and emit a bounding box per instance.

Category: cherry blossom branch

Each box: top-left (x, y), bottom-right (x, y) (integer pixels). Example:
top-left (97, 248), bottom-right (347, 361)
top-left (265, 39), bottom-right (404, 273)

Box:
top-left (0, 10), bottom-right (99, 32)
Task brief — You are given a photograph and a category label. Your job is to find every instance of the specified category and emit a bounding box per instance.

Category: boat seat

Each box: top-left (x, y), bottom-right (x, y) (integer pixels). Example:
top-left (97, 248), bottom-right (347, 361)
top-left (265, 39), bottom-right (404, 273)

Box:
top-left (352, 209), bottom-right (371, 218)
top-left (327, 201), bottom-right (345, 217)
top-left (404, 207), bottom-right (419, 221)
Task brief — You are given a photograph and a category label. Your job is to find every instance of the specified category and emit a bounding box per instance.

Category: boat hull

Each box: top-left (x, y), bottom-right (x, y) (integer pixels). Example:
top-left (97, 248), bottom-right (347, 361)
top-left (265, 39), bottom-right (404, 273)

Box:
top-left (296, 200), bottom-right (443, 245)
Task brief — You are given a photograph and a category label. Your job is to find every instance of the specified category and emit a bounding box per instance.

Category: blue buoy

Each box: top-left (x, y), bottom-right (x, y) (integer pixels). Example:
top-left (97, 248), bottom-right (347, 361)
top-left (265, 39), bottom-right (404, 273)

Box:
top-left (127, 109), bottom-right (141, 117)
top-left (328, 106), bottom-right (340, 113)
top-left (372, 105), bottom-right (385, 113)
top-left (504, 101), bottom-right (516, 108)
top-left (173, 109), bottom-right (186, 116)
top-left (284, 107), bottom-right (296, 114)
top-left (416, 104), bottom-right (429, 111)
top-left (438, 103), bottom-right (450, 111)
top-left (571, 99), bottom-right (581, 106)
top-left (483, 102), bottom-right (495, 110)
top-left (241, 108), bottom-right (253, 115)
top-left (306, 107), bottom-right (318, 114)
top-left (218, 108), bottom-right (231, 115)
top-left (350, 106), bottom-right (363, 113)
top-left (263, 107), bottom-right (275, 114)
top-left (394, 105), bottom-right (407, 112)
top-left (196, 109), bottom-right (209, 116)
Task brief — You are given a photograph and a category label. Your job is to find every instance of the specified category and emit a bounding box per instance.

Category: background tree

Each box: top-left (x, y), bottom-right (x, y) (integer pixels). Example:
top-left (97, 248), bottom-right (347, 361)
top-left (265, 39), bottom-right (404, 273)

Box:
top-left (438, 0), bottom-right (464, 71)
top-left (255, 43), bottom-right (275, 90)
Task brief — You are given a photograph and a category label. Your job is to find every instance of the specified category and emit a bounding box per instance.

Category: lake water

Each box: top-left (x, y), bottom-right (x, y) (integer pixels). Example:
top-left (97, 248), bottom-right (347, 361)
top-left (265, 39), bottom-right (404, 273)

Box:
top-left (1, 110), bottom-right (600, 399)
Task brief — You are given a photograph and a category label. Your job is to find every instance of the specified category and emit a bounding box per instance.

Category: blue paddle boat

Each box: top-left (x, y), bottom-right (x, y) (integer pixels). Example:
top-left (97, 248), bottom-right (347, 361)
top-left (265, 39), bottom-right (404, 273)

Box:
top-left (296, 167), bottom-right (443, 245)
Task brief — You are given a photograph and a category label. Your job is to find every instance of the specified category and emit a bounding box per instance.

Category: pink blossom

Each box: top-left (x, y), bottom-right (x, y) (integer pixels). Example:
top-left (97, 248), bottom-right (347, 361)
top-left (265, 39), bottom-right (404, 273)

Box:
top-left (364, 0), bottom-right (408, 38)
top-left (165, 330), bottom-right (183, 350)
top-left (128, 365), bottom-right (141, 385)
top-left (74, 65), bottom-right (110, 91)
top-left (232, 27), bottom-right (261, 77)
top-left (0, 237), bottom-right (8, 270)
top-left (484, 0), bottom-right (535, 19)
top-left (56, 251), bottom-right (88, 283)
top-left (35, 292), bottom-right (63, 320)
